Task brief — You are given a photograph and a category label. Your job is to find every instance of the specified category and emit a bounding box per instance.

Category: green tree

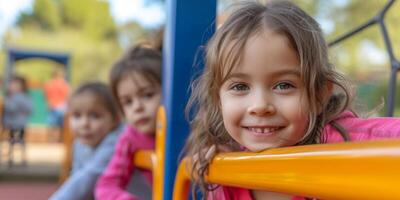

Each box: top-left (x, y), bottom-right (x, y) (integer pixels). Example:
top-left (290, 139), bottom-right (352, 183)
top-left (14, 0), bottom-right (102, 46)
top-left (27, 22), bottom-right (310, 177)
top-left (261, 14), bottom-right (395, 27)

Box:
top-left (4, 0), bottom-right (157, 89)
top-left (33, 0), bottom-right (61, 30)
top-left (83, 1), bottom-right (117, 40)
top-left (60, 0), bottom-right (91, 28)
top-left (60, 0), bottom-right (116, 40)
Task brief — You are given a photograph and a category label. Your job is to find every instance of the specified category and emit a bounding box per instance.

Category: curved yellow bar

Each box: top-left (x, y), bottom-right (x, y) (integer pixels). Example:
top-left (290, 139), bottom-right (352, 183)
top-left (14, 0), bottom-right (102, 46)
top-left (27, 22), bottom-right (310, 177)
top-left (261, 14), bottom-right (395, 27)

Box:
top-left (59, 114), bottom-right (73, 183)
top-left (173, 157), bottom-right (191, 200)
top-left (133, 150), bottom-right (155, 170)
top-left (131, 106), bottom-right (166, 200)
top-left (174, 140), bottom-right (400, 200)
top-left (153, 106), bottom-right (166, 200)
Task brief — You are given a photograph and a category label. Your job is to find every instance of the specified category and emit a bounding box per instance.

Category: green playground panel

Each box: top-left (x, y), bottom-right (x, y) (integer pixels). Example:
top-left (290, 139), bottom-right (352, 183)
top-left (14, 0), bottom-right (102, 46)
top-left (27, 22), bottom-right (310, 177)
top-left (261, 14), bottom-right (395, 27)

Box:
top-left (28, 89), bottom-right (48, 125)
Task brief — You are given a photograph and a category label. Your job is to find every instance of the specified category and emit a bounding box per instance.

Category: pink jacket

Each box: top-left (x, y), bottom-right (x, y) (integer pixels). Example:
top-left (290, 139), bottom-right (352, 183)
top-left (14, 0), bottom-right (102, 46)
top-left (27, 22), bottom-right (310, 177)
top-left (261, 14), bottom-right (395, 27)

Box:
top-left (209, 111), bottom-right (400, 200)
top-left (95, 125), bottom-right (155, 200)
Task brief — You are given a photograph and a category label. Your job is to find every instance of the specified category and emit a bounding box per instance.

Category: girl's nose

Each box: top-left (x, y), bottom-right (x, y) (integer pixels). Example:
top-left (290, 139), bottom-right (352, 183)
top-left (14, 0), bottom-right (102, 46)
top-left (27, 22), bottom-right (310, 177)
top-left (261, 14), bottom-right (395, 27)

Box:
top-left (132, 99), bottom-right (144, 112)
top-left (80, 116), bottom-right (90, 127)
top-left (247, 94), bottom-right (276, 116)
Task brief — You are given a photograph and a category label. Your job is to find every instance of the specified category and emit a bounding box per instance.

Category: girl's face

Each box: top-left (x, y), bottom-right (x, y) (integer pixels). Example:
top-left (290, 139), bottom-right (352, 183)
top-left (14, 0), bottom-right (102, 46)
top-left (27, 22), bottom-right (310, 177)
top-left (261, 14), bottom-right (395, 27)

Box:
top-left (117, 72), bottom-right (161, 135)
top-left (8, 79), bottom-right (23, 94)
top-left (219, 31), bottom-right (309, 152)
top-left (69, 92), bottom-right (116, 148)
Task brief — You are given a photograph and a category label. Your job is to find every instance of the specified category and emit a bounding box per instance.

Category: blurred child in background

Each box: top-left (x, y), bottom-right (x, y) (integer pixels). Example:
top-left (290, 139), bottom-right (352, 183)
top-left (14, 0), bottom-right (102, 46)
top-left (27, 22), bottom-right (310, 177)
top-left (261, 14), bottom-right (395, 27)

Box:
top-left (3, 75), bottom-right (32, 166)
top-left (50, 81), bottom-right (124, 200)
top-left (95, 44), bottom-right (162, 200)
top-left (44, 67), bottom-right (70, 141)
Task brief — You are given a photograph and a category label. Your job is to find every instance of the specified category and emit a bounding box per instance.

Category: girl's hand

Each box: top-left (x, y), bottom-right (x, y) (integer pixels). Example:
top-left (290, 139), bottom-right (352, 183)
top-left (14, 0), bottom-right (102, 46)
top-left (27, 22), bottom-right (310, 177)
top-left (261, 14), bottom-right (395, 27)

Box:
top-left (191, 144), bottom-right (235, 173)
top-left (205, 144), bottom-right (232, 160)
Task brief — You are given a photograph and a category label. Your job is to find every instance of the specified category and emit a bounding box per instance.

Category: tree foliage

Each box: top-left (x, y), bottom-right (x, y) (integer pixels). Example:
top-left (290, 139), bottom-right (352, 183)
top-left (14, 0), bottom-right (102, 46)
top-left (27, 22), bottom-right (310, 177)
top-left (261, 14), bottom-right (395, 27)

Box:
top-left (17, 0), bottom-right (117, 40)
top-left (7, 0), bottom-right (150, 87)
top-left (59, 0), bottom-right (116, 39)
top-left (32, 0), bottom-right (61, 30)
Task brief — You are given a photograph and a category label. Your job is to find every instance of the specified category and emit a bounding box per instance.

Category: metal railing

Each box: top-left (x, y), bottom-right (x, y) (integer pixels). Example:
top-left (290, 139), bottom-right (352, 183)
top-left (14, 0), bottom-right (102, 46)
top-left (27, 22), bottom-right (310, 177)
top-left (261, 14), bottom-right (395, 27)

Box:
top-left (329, 0), bottom-right (399, 116)
top-left (174, 140), bottom-right (400, 200)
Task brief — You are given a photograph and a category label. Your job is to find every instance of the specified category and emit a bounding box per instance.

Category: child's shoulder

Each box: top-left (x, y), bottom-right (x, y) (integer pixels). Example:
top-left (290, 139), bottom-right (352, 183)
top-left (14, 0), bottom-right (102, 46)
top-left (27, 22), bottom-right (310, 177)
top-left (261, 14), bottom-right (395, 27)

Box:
top-left (115, 124), bottom-right (133, 141)
top-left (324, 111), bottom-right (400, 143)
top-left (97, 124), bottom-right (125, 147)
top-left (116, 124), bottom-right (155, 149)
top-left (208, 185), bottom-right (252, 200)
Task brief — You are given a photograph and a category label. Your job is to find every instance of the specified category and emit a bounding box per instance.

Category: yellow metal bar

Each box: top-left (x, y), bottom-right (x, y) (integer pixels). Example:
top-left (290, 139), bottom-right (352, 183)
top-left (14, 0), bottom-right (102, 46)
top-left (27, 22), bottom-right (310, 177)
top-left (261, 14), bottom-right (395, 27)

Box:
top-left (59, 113), bottom-right (73, 183)
top-left (174, 140), bottom-right (400, 200)
top-left (131, 106), bottom-right (166, 200)
top-left (133, 150), bottom-right (155, 171)
top-left (173, 157), bottom-right (191, 200)
top-left (153, 106), bottom-right (166, 200)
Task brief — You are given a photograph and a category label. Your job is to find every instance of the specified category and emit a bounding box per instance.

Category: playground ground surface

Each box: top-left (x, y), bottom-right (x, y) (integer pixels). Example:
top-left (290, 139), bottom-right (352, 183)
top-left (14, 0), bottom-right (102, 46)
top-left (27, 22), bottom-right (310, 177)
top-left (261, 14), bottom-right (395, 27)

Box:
top-left (0, 127), bottom-right (63, 200)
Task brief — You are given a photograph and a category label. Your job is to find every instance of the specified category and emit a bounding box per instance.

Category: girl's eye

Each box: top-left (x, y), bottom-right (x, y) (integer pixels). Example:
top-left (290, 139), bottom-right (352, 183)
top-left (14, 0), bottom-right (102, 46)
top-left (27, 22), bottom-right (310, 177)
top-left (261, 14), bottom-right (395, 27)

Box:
top-left (143, 92), bottom-right (155, 99)
top-left (120, 99), bottom-right (132, 106)
top-left (72, 112), bottom-right (81, 118)
top-left (89, 112), bottom-right (100, 119)
top-left (274, 82), bottom-right (294, 91)
top-left (231, 83), bottom-right (249, 91)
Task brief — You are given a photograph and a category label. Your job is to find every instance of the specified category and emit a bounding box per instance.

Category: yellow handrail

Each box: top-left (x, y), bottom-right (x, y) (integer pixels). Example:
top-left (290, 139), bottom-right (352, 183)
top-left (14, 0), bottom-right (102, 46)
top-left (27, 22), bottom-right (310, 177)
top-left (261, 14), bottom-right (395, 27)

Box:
top-left (153, 106), bottom-right (166, 200)
top-left (59, 113), bottom-right (73, 183)
top-left (133, 150), bottom-right (155, 170)
top-left (132, 106), bottom-right (166, 200)
top-left (173, 157), bottom-right (191, 200)
top-left (174, 140), bottom-right (400, 200)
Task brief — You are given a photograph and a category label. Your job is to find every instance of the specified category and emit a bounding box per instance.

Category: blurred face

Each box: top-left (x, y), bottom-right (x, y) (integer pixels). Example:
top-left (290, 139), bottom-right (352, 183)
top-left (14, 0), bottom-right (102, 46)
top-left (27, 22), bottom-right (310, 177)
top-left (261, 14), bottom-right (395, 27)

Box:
top-left (117, 72), bottom-right (161, 135)
top-left (8, 79), bottom-right (23, 94)
top-left (69, 92), bottom-right (116, 148)
top-left (219, 31), bottom-right (309, 152)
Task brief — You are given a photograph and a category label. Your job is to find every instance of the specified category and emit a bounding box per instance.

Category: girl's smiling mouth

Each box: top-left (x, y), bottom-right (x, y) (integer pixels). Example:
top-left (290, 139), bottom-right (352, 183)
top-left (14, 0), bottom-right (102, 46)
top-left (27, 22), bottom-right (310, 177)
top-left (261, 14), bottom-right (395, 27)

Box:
top-left (243, 126), bottom-right (284, 136)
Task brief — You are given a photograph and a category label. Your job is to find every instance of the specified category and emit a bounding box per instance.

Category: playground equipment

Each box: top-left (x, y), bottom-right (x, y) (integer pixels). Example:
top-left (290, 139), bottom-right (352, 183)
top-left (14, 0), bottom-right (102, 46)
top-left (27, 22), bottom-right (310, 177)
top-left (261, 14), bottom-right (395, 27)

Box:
top-left (158, 1), bottom-right (216, 199)
top-left (59, 113), bottom-right (72, 183)
top-left (4, 48), bottom-right (70, 83)
top-left (4, 48), bottom-right (71, 126)
top-left (2, 48), bottom-right (70, 166)
top-left (5, 48), bottom-right (70, 124)
top-left (173, 140), bottom-right (400, 200)
top-left (329, 0), bottom-right (399, 117)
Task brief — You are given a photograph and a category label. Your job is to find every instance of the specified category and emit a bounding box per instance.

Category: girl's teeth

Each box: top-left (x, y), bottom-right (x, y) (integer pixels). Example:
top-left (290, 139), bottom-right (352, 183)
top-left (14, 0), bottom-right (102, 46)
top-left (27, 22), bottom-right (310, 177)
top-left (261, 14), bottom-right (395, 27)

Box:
top-left (249, 127), bottom-right (279, 133)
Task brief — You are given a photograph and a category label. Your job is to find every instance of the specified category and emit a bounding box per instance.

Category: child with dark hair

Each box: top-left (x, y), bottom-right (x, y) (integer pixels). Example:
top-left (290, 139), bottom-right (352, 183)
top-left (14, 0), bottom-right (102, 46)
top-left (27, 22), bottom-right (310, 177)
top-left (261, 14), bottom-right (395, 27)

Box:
top-left (50, 81), bottom-right (124, 200)
top-left (95, 44), bottom-right (162, 200)
top-left (3, 75), bottom-right (32, 166)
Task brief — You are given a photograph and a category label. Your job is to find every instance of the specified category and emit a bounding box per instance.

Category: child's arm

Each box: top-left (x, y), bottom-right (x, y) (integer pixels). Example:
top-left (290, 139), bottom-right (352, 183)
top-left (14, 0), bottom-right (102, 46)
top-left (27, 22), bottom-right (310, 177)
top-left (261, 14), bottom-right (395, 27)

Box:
top-left (4, 94), bottom-right (32, 115)
top-left (21, 94), bottom-right (32, 115)
top-left (49, 130), bottom-right (121, 200)
top-left (95, 129), bottom-right (138, 200)
top-left (3, 96), bottom-right (18, 113)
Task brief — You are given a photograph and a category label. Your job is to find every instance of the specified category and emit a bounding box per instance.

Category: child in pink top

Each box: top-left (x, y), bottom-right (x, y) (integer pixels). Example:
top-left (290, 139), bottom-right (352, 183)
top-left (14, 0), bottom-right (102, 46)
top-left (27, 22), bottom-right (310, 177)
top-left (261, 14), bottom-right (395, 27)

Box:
top-left (95, 44), bottom-right (162, 200)
top-left (183, 1), bottom-right (400, 200)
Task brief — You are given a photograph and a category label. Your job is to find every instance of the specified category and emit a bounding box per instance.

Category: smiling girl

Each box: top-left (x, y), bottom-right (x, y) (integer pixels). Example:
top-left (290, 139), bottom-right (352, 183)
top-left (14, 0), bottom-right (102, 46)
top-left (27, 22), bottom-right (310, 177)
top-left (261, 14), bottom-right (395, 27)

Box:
top-left (184, 1), bottom-right (400, 199)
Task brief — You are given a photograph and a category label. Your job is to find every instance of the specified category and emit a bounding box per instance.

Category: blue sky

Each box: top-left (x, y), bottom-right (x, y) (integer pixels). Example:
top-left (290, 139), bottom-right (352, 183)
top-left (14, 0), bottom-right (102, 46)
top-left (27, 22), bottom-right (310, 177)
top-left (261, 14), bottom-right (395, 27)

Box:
top-left (0, 0), bottom-right (165, 39)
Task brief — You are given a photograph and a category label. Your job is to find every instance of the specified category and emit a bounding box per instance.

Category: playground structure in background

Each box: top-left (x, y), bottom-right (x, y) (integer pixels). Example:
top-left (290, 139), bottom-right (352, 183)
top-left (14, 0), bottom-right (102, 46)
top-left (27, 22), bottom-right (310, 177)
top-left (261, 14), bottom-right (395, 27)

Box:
top-left (0, 48), bottom-right (70, 167)
top-left (3, 48), bottom-right (70, 127)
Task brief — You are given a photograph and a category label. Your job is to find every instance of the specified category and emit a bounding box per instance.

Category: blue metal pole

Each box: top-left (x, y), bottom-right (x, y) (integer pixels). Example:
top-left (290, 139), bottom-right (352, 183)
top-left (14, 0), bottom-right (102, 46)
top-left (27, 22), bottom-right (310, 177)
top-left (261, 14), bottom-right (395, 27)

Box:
top-left (4, 51), bottom-right (14, 90)
top-left (162, 0), bottom-right (216, 199)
